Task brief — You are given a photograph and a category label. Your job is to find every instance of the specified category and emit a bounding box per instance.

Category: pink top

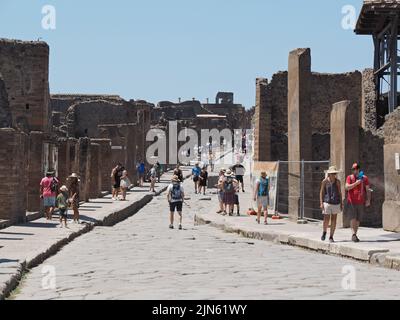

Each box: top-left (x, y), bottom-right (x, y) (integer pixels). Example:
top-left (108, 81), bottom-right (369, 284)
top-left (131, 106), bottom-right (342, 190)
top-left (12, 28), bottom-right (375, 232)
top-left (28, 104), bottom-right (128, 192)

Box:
top-left (40, 177), bottom-right (57, 198)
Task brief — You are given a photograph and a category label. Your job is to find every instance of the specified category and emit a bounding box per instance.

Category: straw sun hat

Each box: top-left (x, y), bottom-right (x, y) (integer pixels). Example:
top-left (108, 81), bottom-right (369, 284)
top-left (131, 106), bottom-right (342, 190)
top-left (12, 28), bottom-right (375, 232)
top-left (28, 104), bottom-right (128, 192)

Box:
top-left (325, 166), bottom-right (340, 174)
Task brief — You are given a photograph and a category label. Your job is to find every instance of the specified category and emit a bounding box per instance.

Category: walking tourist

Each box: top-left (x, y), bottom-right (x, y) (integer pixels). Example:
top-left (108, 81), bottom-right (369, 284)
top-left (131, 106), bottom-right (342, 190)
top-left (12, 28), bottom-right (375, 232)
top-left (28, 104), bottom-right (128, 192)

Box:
top-left (56, 185), bottom-right (69, 228)
top-left (137, 160), bottom-right (145, 187)
top-left (253, 171), bottom-right (270, 225)
top-left (68, 173), bottom-right (80, 223)
top-left (120, 170), bottom-right (132, 201)
top-left (111, 163), bottom-right (124, 200)
top-left (232, 162), bottom-right (246, 192)
top-left (216, 168), bottom-right (226, 214)
top-left (167, 175), bottom-right (185, 230)
top-left (192, 163), bottom-right (201, 194)
top-left (199, 166), bottom-right (208, 195)
top-left (40, 170), bottom-right (59, 220)
top-left (156, 161), bottom-right (162, 183)
top-left (319, 166), bottom-right (343, 243)
top-left (173, 164), bottom-right (184, 182)
top-left (149, 164), bottom-right (157, 193)
top-left (223, 169), bottom-right (237, 216)
top-left (345, 163), bottom-right (371, 243)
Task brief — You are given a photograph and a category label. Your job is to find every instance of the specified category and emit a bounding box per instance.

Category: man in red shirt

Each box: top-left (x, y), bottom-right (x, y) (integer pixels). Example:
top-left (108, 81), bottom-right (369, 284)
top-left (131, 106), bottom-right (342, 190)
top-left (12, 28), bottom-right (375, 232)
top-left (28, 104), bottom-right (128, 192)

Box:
top-left (345, 163), bottom-right (371, 242)
top-left (40, 171), bottom-right (59, 220)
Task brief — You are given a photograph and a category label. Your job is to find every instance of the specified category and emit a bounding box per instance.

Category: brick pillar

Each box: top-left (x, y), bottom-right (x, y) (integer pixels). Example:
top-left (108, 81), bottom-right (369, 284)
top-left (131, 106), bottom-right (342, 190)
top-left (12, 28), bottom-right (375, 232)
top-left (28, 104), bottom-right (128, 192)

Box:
top-left (27, 131), bottom-right (44, 212)
top-left (91, 139), bottom-right (112, 192)
top-left (0, 128), bottom-right (28, 223)
top-left (77, 137), bottom-right (91, 202)
top-left (124, 124), bottom-right (137, 184)
top-left (330, 100), bottom-right (359, 228)
top-left (254, 78), bottom-right (270, 161)
top-left (57, 138), bottom-right (69, 186)
top-left (288, 48), bottom-right (312, 221)
top-left (382, 144), bottom-right (400, 232)
top-left (89, 142), bottom-right (101, 199)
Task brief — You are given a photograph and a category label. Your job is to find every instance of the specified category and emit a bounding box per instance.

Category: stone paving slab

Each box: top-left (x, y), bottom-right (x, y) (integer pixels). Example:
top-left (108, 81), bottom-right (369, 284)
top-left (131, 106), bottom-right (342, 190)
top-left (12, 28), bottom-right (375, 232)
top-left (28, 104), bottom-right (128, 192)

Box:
top-left (195, 172), bottom-right (400, 271)
top-left (0, 167), bottom-right (191, 299)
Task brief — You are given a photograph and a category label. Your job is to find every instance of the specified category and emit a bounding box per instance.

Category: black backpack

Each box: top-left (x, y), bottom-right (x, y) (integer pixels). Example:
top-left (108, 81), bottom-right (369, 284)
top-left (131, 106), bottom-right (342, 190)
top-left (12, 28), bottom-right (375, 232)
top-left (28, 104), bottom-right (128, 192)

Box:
top-left (50, 178), bottom-right (58, 193)
top-left (171, 184), bottom-right (182, 201)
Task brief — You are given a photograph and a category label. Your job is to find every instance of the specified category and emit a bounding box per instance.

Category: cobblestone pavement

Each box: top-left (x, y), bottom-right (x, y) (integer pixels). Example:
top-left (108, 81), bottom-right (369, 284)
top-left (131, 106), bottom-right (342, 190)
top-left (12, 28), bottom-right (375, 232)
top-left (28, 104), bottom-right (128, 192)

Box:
top-left (13, 176), bottom-right (400, 300)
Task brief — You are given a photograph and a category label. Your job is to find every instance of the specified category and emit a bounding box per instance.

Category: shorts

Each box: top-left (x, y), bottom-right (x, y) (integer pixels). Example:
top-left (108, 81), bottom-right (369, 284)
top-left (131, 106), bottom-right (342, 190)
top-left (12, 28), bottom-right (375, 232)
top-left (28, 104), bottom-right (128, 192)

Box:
top-left (43, 197), bottom-right (56, 207)
top-left (218, 191), bottom-right (224, 202)
top-left (193, 176), bottom-right (199, 182)
top-left (346, 203), bottom-right (365, 221)
top-left (170, 201), bottom-right (183, 213)
top-left (257, 196), bottom-right (269, 210)
top-left (138, 172), bottom-right (145, 179)
top-left (59, 208), bottom-right (68, 218)
top-left (323, 203), bottom-right (341, 215)
top-left (236, 175), bottom-right (244, 184)
top-left (234, 194), bottom-right (239, 205)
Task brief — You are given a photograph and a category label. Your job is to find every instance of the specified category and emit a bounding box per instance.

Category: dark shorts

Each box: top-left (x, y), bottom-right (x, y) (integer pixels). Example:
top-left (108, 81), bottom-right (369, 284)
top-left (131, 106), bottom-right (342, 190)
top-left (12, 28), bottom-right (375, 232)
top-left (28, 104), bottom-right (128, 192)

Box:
top-left (59, 208), bottom-right (68, 218)
top-left (113, 181), bottom-right (121, 189)
top-left (236, 175), bottom-right (244, 184)
top-left (234, 194), bottom-right (239, 205)
top-left (346, 203), bottom-right (365, 221)
top-left (170, 201), bottom-right (183, 213)
top-left (193, 176), bottom-right (199, 183)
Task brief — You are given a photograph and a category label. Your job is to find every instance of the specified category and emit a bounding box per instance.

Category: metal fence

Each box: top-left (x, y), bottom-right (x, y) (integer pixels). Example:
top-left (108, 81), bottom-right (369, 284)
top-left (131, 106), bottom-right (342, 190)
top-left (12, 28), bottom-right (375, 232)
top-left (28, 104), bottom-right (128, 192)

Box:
top-left (276, 160), bottom-right (330, 221)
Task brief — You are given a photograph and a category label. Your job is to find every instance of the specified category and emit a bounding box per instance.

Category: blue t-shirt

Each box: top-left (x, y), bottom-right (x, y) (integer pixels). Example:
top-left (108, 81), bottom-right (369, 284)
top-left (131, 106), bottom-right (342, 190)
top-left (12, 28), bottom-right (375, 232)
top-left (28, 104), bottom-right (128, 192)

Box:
top-left (258, 177), bottom-right (269, 197)
top-left (192, 167), bottom-right (201, 177)
top-left (138, 163), bottom-right (145, 174)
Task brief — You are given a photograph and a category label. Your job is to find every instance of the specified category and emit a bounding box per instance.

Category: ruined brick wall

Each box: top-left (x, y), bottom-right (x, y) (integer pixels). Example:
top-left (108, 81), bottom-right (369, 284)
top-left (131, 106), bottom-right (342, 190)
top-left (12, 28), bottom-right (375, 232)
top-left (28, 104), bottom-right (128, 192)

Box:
top-left (0, 129), bottom-right (28, 223)
top-left (381, 107), bottom-right (400, 145)
top-left (361, 69), bottom-right (377, 132)
top-left (359, 129), bottom-right (385, 227)
top-left (76, 138), bottom-right (91, 202)
top-left (91, 139), bottom-right (112, 192)
top-left (0, 74), bottom-right (12, 127)
top-left (254, 78), bottom-right (269, 161)
top-left (26, 131), bottom-right (44, 212)
top-left (89, 143), bottom-right (101, 199)
top-left (66, 100), bottom-right (137, 138)
top-left (0, 39), bottom-right (50, 133)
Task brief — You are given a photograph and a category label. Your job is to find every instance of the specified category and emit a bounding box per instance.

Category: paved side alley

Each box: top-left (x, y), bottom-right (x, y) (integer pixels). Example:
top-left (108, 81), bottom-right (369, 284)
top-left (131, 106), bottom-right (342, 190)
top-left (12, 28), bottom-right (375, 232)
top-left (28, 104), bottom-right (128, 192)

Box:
top-left (12, 173), bottom-right (400, 300)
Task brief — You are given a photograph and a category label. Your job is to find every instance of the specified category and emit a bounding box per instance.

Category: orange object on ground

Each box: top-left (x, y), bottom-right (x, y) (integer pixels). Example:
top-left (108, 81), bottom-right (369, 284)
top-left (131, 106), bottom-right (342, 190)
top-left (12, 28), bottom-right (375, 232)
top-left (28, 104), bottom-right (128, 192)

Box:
top-left (247, 208), bottom-right (257, 216)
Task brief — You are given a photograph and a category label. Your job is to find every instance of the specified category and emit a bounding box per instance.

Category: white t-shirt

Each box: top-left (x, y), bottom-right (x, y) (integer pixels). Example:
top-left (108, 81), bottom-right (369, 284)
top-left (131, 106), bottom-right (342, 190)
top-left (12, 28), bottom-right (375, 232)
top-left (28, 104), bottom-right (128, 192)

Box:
top-left (167, 183), bottom-right (185, 203)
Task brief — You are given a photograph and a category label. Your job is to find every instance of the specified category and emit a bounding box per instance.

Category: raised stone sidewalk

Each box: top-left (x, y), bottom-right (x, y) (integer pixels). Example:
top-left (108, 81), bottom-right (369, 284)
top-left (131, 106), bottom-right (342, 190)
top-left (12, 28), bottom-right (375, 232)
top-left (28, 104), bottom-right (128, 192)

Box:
top-left (195, 173), bottom-right (400, 272)
top-left (0, 167), bottom-right (191, 299)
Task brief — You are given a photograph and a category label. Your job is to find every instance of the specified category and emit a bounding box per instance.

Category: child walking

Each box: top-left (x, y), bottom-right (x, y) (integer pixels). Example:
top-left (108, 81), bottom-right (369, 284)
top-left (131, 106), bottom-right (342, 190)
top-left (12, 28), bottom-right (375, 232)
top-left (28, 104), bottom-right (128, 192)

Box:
top-left (56, 185), bottom-right (69, 228)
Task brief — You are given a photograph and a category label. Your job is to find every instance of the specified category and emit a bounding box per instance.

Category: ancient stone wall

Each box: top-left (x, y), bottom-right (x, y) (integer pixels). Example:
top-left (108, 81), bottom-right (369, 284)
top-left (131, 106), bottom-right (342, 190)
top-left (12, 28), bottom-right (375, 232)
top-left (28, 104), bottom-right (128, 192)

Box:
top-left (91, 139), bottom-right (112, 192)
top-left (26, 131), bottom-right (44, 212)
top-left (0, 74), bottom-right (11, 127)
top-left (0, 39), bottom-right (50, 133)
top-left (0, 128), bottom-right (28, 223)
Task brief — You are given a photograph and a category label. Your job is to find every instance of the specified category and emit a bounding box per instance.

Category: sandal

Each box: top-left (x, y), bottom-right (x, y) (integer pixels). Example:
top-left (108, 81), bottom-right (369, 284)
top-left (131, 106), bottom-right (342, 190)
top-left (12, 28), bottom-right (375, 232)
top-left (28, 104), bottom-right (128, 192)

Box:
top-left (264, 221), bottom-right (268, 225)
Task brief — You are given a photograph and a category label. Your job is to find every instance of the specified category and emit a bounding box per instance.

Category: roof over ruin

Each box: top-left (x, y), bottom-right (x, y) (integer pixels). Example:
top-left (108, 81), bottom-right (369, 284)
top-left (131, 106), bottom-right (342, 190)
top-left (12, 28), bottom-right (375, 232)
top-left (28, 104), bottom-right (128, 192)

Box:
top-left (355, 0), bottom-right (400, 35)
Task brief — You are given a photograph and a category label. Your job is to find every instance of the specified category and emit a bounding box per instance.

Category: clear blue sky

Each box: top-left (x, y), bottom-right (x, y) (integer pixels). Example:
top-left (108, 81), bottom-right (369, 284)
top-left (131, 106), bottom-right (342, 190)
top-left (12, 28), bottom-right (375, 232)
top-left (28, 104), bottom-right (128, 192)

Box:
top-left (0, 0), bottom-right (372, 108)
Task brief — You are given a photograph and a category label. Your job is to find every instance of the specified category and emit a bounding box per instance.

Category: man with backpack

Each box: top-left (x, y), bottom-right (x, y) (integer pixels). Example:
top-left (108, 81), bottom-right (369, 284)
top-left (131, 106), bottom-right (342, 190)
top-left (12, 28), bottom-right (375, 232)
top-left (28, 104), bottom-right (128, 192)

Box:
top-left (40, 170), bottom-right (59, 220)
top-left (345, 163), bottom-right (371, 243)
top-left (167, 175), bottom-right (185, 230)
top-left (319, 166), bottom-right (343, 243)
top-left (253, 171), bottom-right (270, 225)
top-left (223, 169), bottom-right (237, 216)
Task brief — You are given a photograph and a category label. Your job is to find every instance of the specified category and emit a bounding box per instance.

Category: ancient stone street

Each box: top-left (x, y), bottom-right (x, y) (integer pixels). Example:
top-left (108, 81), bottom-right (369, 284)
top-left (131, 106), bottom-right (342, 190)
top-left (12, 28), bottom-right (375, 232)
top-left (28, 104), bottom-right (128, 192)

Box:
top-left (13, 177), bottom-right (400, 300)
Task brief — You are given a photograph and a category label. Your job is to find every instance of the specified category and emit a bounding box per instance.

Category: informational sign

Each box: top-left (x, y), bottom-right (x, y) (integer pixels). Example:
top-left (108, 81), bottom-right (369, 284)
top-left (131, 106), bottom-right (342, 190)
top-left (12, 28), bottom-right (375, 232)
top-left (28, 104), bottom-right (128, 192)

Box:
top-left (251, 161), bottom-right (279, 215)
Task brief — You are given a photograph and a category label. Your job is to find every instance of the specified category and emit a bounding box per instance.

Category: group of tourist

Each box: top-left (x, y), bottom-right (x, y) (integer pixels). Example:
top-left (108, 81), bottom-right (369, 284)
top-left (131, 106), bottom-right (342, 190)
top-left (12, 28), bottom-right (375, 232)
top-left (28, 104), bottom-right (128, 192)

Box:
top-left (40, 170), bottom-right (80, 228)
top-left (319, 162), bottom-right (371, 243)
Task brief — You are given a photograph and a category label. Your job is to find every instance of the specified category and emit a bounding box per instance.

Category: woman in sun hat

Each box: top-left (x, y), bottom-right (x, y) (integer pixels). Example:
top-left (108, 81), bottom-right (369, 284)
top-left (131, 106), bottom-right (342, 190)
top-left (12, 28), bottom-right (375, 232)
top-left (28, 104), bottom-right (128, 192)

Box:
top-left (222, 169), bottom-right (237, 216)
top-left (319, 166), bottom-right (343, 243)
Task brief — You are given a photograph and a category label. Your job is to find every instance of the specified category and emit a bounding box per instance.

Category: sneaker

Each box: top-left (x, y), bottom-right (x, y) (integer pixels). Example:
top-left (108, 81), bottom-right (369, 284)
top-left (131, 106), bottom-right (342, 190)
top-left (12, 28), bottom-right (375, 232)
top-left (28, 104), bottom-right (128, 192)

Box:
top-left (321, 232), bottom-right (327, 241)
top-left (352, 234), bottom-right (360, 243)
top-left (179, 224), bottom-right (182, 230)
top-left (329, 237), bottom-right (334, 243)
top-left (169, 224), bottom-right (174, 229)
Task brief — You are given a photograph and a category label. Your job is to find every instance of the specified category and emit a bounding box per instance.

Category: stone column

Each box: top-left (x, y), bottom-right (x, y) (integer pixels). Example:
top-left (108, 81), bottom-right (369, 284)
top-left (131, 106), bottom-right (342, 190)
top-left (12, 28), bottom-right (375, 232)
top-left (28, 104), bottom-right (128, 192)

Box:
top-left (91, 139), bottom-right (112, 192)
top-left (254, 78), bottom-right (270, 161)
top-left (77, 137), bottom-right (91, 202)
top-left (330, 100), bottom-right (359, 228)
top-left (27, 131), bottom-right (44, 212)
top-left (89, 142), bottom-right (101, 199)
top-left (57, 138), bottom-right (69, 186)
top-left (383, 144), bottom-right (400, 232)
top-left (0, 128), bottom-right (28, 223)
top-left (288, 48), bottom-right (312, 221)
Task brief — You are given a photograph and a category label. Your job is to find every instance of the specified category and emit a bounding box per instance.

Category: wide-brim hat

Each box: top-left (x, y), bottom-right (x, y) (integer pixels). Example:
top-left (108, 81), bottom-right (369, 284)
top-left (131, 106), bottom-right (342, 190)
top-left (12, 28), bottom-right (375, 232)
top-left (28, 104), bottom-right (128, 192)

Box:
top-left (171, 175), bottom-right (180, 182)
top-left (46, 170), bottom-right (55, 175)
top-left (326, 166), bottom-right (340, 174)
top-left (60, 185), bottom-right (68, 192)
top-left (224, 169), bottom-right (232, 177)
